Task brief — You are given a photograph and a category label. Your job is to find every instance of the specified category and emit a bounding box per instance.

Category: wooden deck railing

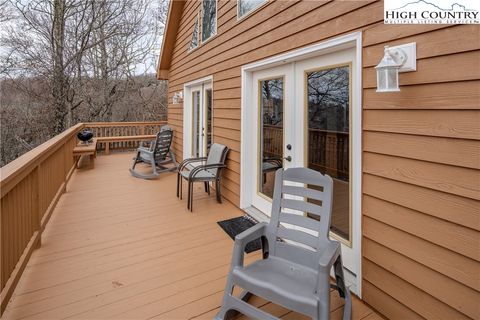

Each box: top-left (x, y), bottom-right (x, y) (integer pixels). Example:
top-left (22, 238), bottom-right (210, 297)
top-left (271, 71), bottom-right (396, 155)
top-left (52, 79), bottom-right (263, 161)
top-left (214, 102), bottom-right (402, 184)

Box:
top-left (84, 121), bottom-right (167, 153)
top-left (263, 125), bottom-right (349, 180)
top-left (0, 121), bottom-right (165, 314)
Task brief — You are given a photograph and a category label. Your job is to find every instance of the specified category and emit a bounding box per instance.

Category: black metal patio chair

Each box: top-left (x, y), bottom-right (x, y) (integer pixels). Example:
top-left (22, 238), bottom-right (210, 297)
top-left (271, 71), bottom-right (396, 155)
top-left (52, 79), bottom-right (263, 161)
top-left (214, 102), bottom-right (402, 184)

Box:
top-left (176, 143), bottom-right (229, 211)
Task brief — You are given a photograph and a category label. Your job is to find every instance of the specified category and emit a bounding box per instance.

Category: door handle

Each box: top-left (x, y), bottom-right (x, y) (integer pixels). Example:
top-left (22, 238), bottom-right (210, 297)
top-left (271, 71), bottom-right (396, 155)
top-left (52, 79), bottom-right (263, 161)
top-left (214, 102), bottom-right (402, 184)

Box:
top-left (283, 156), bottom-right (292, 162)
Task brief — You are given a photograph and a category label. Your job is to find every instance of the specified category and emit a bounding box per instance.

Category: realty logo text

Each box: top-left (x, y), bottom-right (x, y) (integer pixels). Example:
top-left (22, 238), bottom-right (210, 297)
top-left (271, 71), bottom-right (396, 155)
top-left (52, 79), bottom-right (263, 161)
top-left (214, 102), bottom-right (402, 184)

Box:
top-left (384, 0), bottom-right (480, 24)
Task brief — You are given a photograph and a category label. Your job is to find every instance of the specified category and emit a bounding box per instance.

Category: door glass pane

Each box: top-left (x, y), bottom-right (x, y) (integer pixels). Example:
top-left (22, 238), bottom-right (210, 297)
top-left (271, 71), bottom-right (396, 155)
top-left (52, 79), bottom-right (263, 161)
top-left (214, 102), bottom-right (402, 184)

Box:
top-left (259, 78), bottom-right (283, 199)
top-left (205, 88), bottom-right (213, 154)
top-left (192, 91), bottom-right (201, 157)
top-left (306, 65), bottom-right (350, 243)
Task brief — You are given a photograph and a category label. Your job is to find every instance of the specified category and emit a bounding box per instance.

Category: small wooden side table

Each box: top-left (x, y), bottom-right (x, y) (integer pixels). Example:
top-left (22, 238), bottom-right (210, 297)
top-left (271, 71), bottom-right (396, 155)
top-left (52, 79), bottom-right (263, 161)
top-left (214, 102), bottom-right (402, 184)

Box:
top-left (73, 138), bottom-right (98, 169)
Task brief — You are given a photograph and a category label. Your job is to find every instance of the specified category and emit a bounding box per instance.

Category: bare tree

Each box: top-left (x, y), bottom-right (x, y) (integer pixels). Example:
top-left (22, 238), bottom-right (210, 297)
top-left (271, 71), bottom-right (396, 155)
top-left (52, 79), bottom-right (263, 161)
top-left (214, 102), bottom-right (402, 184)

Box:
top-left (1, 0), bottom-right (98, 132)
top-left (0, 0), bottom-right (169, 166)
top-left (76, 0), bottom-right (167, 122)
top-left (0, 0), bottom-right (12, 22)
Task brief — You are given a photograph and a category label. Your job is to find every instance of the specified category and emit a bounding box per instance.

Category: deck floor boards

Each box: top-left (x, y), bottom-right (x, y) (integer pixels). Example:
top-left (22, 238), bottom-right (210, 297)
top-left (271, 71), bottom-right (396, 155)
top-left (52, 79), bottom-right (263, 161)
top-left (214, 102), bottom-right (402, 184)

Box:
top-left (4, 153), bottom-right (376, 319)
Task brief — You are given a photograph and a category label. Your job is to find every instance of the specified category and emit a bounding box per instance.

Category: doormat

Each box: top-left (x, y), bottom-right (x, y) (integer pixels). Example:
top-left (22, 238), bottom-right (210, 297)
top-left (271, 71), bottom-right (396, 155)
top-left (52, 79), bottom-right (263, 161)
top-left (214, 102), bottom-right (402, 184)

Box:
top-left (217, 215), bottom-right (262, 253)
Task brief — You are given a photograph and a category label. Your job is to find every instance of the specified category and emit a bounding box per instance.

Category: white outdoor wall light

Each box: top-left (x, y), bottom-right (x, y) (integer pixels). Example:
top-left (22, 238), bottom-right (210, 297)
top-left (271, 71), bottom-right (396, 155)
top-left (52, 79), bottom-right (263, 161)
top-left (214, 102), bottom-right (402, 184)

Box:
top-left (375, 42), bottom-right (416, 92)
top-left (172, 91), bottom-right (184, 104)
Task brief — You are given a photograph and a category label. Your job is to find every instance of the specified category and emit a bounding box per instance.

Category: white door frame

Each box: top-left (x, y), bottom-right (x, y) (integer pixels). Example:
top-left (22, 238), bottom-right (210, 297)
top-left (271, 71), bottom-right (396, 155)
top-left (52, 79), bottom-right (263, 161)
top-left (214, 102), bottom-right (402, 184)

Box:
top-left (183, 75), bottom-right (213, 159)
top-left (240, 32), bottom-right (363, 296)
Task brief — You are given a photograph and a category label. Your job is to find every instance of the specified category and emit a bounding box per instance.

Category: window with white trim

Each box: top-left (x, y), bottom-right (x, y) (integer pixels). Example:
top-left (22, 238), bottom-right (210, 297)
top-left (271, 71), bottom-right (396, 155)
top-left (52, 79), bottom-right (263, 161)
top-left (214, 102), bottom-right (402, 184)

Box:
top-left (201, 0), bottom-right (217, 42)
top-left (237, 0), bottom-right (266, 19)
top-left (189, 14), bottom-right (199, 51)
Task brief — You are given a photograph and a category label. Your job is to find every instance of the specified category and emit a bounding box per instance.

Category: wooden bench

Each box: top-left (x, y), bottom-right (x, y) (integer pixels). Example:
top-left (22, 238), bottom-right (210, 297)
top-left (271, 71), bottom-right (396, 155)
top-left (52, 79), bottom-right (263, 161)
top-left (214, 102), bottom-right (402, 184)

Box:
top-left (73, 138), bottom-right (98, 169)
top-left (96, 135), bottom-right (156, 155)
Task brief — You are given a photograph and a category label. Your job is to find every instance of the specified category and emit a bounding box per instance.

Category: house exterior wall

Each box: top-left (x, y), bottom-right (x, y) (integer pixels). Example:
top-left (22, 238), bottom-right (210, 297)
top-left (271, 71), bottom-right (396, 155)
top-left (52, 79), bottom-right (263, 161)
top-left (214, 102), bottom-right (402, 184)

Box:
top-left (165, 1), bottom-right (480, 318)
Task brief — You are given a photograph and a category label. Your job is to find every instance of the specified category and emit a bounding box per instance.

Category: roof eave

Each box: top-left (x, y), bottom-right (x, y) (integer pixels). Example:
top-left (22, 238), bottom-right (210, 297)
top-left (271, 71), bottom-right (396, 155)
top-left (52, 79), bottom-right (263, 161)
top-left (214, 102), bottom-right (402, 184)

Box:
top-left (156, 0), bottom-right (185, 80)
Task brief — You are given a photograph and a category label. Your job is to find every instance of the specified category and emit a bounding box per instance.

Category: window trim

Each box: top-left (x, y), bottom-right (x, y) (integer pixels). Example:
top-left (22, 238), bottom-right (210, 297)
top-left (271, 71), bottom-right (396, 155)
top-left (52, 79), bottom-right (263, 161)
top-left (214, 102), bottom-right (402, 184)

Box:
top-left (201, 0), bottom-right (218, 44)
top-left (237, 0), bottom-right (268, 21)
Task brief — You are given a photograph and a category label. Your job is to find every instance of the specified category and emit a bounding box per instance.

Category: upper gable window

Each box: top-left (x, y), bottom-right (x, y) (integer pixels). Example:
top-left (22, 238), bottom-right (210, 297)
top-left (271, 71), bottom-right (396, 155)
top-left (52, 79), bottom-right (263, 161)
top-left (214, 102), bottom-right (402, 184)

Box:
top-left (201, 0), bottom-right (217, 43)
top-left (189, 15), bottom-right (199, 51)
top-left (238, 0), bottom-right (266, 19)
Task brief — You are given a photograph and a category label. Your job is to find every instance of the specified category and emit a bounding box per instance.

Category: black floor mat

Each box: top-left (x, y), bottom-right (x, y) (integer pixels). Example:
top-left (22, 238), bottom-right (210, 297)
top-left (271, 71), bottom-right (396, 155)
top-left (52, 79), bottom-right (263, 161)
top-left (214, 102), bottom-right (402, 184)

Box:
top-left (217, 216), bottom-right (262, 253)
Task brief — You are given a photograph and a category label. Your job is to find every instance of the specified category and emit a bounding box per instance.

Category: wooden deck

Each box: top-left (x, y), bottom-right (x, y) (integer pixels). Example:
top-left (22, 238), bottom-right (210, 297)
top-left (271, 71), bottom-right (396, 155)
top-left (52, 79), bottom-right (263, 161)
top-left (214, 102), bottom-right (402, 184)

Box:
top-left (4, 153), bottom-right (378, 320)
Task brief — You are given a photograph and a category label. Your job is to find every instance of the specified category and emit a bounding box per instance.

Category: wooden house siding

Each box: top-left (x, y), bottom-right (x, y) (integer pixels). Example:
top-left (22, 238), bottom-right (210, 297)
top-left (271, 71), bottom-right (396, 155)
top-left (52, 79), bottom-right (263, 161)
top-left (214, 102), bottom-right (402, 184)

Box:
top-left (163, 1), bottom-right (480, 318)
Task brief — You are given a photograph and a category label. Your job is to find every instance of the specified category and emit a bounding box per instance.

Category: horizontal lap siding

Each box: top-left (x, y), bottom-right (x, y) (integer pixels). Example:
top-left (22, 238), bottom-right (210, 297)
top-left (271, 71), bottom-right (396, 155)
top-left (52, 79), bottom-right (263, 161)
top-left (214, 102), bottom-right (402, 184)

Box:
top-left (166, 1), bottom-right (480, 318)
top-left (362, 22), bottom-right (480, 319)
top-left (167, 0), bottom-right (381, 208)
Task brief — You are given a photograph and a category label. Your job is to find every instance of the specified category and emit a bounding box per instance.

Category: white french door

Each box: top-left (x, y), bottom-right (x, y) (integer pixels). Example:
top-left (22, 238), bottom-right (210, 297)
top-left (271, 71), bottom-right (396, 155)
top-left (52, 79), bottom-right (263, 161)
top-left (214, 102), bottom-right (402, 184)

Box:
top-left (184, 80), bottom-right (213, 159)
top-left (251, 64), bottom-right (295, 215)
top-left (246, 46), bottom-right (360, 291)
top-left (294, 48), bottom-right (358, 276)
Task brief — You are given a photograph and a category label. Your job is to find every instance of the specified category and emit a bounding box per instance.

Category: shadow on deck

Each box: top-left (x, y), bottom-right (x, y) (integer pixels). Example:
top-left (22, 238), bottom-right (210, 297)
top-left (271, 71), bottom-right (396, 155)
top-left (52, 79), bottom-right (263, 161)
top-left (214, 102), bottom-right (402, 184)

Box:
top-left (4, 153), bottom-right (378, 320)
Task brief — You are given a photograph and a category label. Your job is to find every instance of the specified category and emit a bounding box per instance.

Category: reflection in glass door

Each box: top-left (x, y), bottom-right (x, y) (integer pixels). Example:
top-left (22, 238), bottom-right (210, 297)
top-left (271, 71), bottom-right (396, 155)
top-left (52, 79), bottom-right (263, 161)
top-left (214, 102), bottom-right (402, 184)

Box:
top-left (305, 64), bottom-right (351, 243)
top-left (258, 78), bottom-right (284, 199)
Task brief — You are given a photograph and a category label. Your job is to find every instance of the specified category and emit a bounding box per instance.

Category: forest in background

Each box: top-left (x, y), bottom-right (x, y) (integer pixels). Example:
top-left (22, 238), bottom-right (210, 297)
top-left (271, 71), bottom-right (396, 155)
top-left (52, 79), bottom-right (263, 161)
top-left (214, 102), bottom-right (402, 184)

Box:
top-left (0, 0), bottom-right (169, 166)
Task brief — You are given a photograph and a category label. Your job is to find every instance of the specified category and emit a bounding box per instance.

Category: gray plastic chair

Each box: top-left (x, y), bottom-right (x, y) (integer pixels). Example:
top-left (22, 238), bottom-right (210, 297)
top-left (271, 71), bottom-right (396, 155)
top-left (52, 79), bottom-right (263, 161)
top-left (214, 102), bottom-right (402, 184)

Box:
top-left (129, 125), bottom-right (177, 179)
top-left (216, 167), bottom-right (351, 320)
top-left (176, 143), bottom-right (229, 211)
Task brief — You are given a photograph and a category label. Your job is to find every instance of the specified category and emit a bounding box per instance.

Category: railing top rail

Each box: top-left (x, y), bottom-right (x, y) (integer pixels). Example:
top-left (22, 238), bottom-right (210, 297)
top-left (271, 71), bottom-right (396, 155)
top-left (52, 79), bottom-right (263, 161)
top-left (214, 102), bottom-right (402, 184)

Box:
top-left (84, 121), bottom-right (167, 127)
top-left (0, 123), bottom-right (84, 196)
